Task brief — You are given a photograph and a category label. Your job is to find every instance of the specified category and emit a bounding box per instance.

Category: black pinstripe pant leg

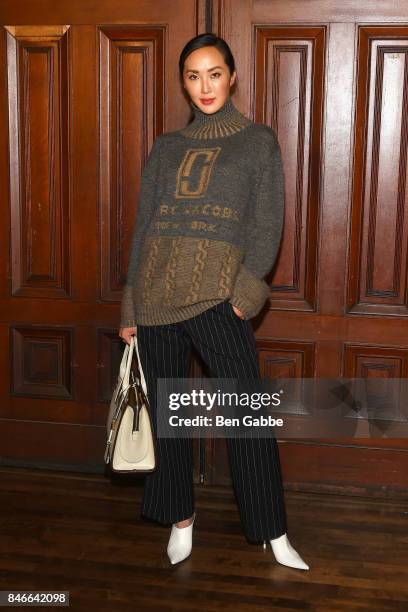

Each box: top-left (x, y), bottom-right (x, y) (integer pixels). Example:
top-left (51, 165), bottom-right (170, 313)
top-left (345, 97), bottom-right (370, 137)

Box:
top-left (136, 322), bottom-right (195, 525)
top-left (184, 300), bottom-right (288, 543)
top-left (136, 300), bottom-right (288, 542)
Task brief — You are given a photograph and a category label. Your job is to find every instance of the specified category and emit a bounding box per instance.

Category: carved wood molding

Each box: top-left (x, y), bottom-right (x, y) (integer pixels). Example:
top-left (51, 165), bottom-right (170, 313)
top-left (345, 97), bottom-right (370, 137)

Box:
top-left (4, 25), bottom-right (70, 39)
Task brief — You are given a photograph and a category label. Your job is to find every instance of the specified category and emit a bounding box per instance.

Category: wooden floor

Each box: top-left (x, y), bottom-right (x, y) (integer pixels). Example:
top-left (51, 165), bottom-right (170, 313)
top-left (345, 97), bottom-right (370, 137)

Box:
top-left (0, 466), bottom-right (407, 611)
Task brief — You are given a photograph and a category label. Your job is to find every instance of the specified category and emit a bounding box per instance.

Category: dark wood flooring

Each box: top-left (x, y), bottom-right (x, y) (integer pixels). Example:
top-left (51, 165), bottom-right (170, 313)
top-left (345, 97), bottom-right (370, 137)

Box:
top-left (0, 466), bottom-right (407, 611)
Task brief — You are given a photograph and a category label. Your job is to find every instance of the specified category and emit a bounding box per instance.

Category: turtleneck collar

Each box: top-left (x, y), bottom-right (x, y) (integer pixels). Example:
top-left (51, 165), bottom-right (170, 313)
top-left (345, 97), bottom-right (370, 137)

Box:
top-left (179, 95), bottom-right (252, 139)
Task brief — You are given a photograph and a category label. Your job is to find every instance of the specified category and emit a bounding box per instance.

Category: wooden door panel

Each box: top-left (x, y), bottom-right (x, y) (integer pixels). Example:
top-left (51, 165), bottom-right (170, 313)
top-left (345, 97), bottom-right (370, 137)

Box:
top-left (254, 26), bottom-right (325, 312)
top-left (348, 26), bottom-right (408, 316)
top-left (6, 26), bottom-right (70, 299)
top-left (99, 26), bottom-right (165, 303)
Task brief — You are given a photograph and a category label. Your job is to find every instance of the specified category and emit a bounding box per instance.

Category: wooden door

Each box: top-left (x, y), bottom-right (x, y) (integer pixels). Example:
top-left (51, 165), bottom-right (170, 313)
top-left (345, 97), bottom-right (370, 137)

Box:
top-left (0, 0), bottom-right (205, 470)
top-left (204, 0), bottom-right (407, 496)
top-left (1, 0), bottom-right (407, 499)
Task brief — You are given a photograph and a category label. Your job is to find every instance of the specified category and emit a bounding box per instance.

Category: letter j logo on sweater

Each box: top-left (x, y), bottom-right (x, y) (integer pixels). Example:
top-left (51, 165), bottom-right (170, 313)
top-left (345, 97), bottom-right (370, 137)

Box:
top-left (175, 147), bottom-right (221, 199)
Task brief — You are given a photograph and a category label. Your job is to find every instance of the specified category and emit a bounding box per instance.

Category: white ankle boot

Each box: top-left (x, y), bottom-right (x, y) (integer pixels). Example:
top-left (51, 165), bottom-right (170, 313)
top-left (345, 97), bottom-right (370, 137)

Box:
top-left (167, 512), bottom-right (196, 565)
top-left (263, 533), bottom-right (309, 570)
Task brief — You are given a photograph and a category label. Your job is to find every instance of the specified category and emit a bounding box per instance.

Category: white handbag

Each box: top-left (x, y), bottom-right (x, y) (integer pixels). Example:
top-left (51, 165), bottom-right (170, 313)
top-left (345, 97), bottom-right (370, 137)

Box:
top-left (104, 335), bottom-right (156, 473)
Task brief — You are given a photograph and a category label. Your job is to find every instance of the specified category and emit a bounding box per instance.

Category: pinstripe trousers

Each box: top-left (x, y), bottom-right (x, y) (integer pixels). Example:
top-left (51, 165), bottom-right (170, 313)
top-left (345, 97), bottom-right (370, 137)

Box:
top-left (136, 299), bottom-right (288, 543)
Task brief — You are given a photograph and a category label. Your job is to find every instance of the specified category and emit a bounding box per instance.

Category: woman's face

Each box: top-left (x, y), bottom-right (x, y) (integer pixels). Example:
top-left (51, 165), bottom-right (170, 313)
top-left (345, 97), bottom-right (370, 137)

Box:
top-left (182, 45), bottom-right (236, 114)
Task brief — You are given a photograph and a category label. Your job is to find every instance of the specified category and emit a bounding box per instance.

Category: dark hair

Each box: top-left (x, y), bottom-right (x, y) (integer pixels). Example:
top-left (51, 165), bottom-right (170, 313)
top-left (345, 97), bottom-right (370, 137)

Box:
top-left (179, 33), bottom-right (236, 79)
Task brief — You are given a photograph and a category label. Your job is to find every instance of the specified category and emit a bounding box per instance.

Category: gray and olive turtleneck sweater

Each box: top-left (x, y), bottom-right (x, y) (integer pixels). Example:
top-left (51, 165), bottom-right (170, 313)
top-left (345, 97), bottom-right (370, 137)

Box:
top-left (120, 95), bottom-right (285, 327)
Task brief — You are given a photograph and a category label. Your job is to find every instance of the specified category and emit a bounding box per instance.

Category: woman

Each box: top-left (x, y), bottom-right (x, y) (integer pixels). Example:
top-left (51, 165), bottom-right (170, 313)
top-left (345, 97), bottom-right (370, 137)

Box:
top-left (119, 33), bottom-right (309, 570)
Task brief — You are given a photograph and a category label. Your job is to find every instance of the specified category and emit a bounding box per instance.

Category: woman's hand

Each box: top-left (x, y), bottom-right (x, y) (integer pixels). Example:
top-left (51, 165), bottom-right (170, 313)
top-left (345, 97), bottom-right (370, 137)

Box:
top-left (232, 305), bottom-right (245, 319)
top-left (119, 326), bottom-right (137, 345)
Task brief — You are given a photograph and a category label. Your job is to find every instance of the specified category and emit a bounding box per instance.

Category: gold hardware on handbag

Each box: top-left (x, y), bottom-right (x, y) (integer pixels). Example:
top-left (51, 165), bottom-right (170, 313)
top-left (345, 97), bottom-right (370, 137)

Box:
top-left (104, 335), bottom-right (156, 473)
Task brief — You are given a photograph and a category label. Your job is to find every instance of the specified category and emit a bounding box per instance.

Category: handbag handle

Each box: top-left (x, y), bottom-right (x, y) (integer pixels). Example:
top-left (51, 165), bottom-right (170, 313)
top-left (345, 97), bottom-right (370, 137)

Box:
top-left (123, 335), bottom-right (135, 388)
top-left (133, 334), bottom-right (148, 396)
top-left (120, 334), bottom-right (148, 398)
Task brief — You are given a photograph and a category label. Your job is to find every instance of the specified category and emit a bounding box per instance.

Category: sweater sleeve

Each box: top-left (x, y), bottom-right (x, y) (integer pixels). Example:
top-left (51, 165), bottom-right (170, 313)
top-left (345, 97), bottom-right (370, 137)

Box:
top-left (229, 129), bottom-right (285, 320)
top-left (120, 136), bottom-right (163, 328)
